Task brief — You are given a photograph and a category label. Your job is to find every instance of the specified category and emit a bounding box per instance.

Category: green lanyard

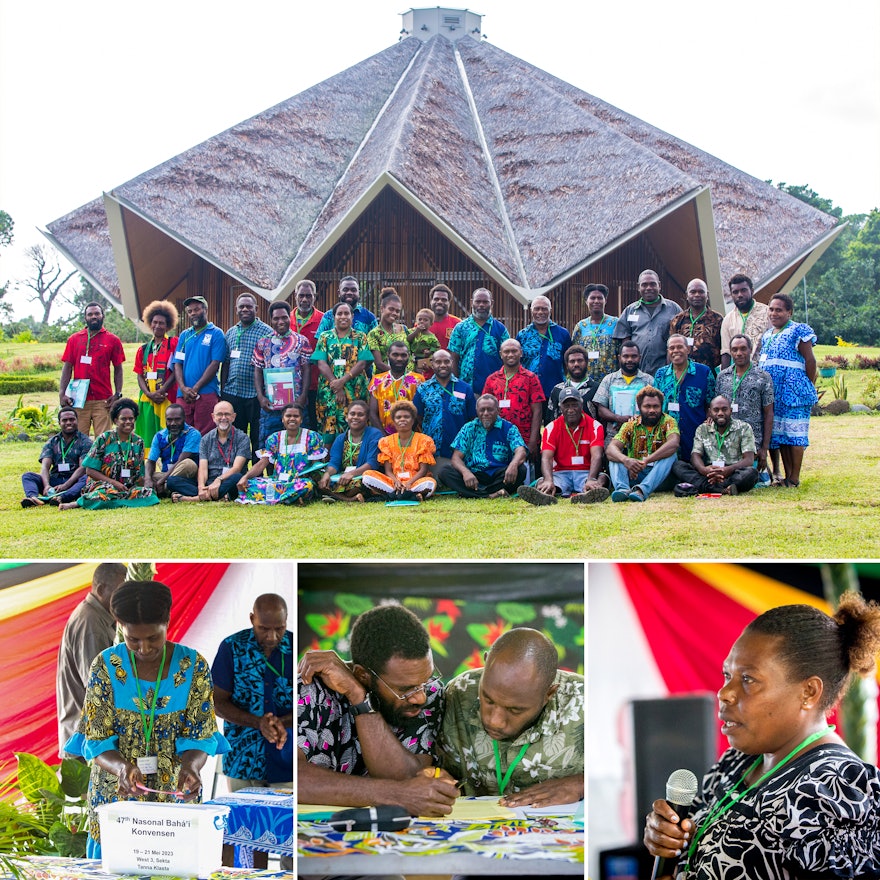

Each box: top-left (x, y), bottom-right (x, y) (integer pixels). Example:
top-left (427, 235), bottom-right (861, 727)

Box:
top-left (59, 436), bottom-right (76, 462)
top-left (492, 739), bottom-right (530, 796)
top-left (396, 433), bottom-right (414, 458)
top-left (641, 425), bottom-right (658, 456)
top-left (181, 324), bottom-right (208, 353)
top-left (587, 317), bottom-right (607, 346)
top-left (715, 427), bottom-right (730, 456)
top-left (685, 725), bottom-right (834, 870)
top-left (130, 643), bottom-right (168, 755)
top-left (772, 320), bottom-right (793, 336)
top-left (670, 367), bottom-right (686, 403)
top-left (564, 421), bottom-right (583, 451)
top-left (280, 429), bottom-right (302, 455)
top-left (686, 306), bottom-right (706, 335)
top-left (263, 650), bottom-right (286, 679)
top-left (731, 365), bottom-right (751, 401)
top-left (739, 303), bottom-right (754, 334)
top-left (502, 369), bottom-right (517, 400)
top-left (343, 432), bottom-right (362, 468)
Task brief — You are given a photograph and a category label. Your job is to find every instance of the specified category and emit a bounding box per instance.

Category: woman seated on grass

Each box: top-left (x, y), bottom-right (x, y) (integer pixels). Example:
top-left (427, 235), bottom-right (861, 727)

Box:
top-left (362, 399), bottom-right (437, 501)
top-left (59, 398), bottom-right (159, 511)
top-left (235, 403), bottom-right (326, 505)
top-left (316, 399), bottom-right (382, 503)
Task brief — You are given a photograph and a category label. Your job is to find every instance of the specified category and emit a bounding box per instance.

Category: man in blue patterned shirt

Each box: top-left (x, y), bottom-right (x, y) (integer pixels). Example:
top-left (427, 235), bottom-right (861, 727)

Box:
top-left (448, 288), bottom-right (509, 393)
top-left (516, 295), bottom-right (571, 407)
top-left (437, 394), bottom-right (528, 498)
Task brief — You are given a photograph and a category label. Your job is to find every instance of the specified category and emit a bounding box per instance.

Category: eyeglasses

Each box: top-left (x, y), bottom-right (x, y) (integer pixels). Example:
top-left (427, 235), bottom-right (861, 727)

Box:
top-left (368, 668), bottom-right (442, 702)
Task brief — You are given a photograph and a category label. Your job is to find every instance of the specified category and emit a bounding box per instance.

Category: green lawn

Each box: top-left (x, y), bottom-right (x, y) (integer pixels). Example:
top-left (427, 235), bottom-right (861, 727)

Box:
top-left (1, 343), bottom-right (879, 560)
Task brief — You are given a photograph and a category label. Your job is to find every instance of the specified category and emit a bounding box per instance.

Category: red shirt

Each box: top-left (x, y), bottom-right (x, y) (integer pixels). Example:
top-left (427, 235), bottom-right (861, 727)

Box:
top-left (295, 308), bottom-right (324, 391)
top-left (61, 327), bottom-right (125, 401)
top-left (482, 365), bottom-right (545, 443)
top-left (430, 314), bottom-right (461, 348)
top-left (134, 336), bottom-right (179, 401)
top-left (542, 413), bottom-right (604, 471)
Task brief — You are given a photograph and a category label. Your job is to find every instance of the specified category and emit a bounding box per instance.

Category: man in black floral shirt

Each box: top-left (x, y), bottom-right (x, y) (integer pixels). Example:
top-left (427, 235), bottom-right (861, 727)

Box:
top-left (297, 604), bottom-right (458, 817)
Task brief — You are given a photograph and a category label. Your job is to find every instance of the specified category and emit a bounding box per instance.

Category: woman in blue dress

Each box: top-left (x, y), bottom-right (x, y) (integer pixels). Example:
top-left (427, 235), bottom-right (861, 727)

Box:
top-left (235, 402), bottom-right (327, 504)
top-left (758, 293), bottom-right (817, 488)
top-left (65, 580), bottom-right (229, 857)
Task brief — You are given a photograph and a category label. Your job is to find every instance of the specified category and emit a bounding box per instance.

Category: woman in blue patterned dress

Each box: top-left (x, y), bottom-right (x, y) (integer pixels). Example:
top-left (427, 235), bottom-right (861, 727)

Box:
top-left (758, 294), bottom-right (817, 487)
top-left (236, 403), bottom-right (327, 504)
top-left (65, 580), bottom-right (229, 858)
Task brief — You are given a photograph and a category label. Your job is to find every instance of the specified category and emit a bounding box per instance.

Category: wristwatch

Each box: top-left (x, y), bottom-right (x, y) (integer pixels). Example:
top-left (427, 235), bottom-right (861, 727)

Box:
top-left (349, 693), bottom-right (377, 718)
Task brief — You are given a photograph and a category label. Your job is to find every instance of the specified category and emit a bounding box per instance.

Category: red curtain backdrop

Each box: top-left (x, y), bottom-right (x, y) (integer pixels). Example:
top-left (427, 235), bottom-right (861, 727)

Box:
top-left (0, 563), bottom-right (229, 767)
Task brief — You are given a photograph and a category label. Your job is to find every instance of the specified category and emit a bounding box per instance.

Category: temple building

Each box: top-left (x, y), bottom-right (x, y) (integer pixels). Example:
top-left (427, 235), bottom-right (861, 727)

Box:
top-left (44, 7), bottom-right (841, 334)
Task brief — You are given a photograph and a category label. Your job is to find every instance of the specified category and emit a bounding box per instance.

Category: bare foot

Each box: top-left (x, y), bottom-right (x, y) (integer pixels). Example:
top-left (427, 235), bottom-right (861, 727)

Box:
top-left (487, 489), bottom-right (509, 499)
top-left (58, 501), bottom-right (78, 511)
top-left (353, 493), bottom-right (365, 503)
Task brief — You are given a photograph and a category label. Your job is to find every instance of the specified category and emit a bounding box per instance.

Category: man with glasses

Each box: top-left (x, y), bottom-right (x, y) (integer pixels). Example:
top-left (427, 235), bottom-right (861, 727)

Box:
top-left (440, 627), bottom-right (584, 806)
top-left (315, 276), bottom-right (378, 338)
top-left (298, 604), bottom-right (458, 817)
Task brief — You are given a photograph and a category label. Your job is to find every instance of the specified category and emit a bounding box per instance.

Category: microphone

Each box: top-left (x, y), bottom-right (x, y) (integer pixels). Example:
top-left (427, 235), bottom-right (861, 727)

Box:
top-left (651, 768), bottom-right (699, 880)
top-left (327, 805), bottom-right (412, 832)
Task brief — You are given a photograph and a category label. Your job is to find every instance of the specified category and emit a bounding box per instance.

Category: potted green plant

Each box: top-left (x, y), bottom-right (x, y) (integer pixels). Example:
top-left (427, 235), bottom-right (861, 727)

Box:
top-left (818, 357), bottom-right (837, 378)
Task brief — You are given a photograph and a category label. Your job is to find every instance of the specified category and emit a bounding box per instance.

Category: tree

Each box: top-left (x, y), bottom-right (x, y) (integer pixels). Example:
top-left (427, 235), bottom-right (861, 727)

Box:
top-left (18, 244), bottom-right (77, 329)
top-left (0, 210), bottom-right (13, 321)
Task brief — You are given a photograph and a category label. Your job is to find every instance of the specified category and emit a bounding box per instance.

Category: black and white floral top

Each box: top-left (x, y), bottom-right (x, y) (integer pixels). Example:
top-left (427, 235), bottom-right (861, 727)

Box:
top-left (682, 744), bottom-right (880, 879)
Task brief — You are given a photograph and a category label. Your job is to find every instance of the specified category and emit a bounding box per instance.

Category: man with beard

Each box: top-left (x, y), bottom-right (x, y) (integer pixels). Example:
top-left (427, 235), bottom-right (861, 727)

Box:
top-left (668, 278), bottom-right (723, 370)
top-left (438, 394), bottom-right (528, 499)
top-left (653, 334), bottom-right (715, 460)
top-left (545, 345), bottom-right (601, 423)
top-left (482, 339), bottom-right (545, 456)
top-left (606, 385), bottom-right (680, 502)
top-left (716, 334), bottom-right (774, 474)
top-left (214, 593), bottom-right (292, 870)
top-left (448, 288), bottom-right (509, 393)
top-left (673, 395), bottom-right (760, 496)
top-left (612, 269), bottom-right (681, 375)
top-left (21, 406), bottom-right (92, 507)
top-left (440, 628), bottom-right (583, 805)
top-left (720, 273), bottom-right (770, 368)
top-left (173, 295), bottom-right (228, 433)
top-left (143, 403), bottom-right (201, 497)
top-left (60, 301), bottom-right (125, 436)
top-left (592, 342), bottom-right (654, 445)
top-left (427, 282), bottom-right (461, 349)
top-left (368, 341), bottom-right (424, 434)
top-left (516, 296), bottom-right (572, 407)
top-left (292, 280), bottom-right (324, 428)
top-left (314, 275), bottom-right (378, 337)
top-left (253, 301), bottom-right (312, 448)
top-left (413, 349), bottom-right (476, 477)
top-left (297, 604), bottom-right (458, 817)
top-left (220, 292), bottom-right (272, 458)
top-left (519, 389), bottom-right (609, 506)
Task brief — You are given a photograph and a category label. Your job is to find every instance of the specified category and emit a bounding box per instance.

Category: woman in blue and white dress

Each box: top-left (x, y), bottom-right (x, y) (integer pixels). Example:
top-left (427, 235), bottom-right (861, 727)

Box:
top-left (758, 293), bottom-right (817, 488)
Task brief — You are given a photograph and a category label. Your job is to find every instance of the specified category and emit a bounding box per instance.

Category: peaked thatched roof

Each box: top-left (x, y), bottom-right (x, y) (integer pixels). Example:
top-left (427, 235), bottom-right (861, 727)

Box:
top-left (45, 32), bottom-right (839, 309)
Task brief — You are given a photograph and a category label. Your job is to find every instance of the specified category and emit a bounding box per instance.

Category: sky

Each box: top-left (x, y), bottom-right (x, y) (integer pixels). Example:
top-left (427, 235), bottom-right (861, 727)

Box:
top-left (1, 0), bottom-right (878, 320)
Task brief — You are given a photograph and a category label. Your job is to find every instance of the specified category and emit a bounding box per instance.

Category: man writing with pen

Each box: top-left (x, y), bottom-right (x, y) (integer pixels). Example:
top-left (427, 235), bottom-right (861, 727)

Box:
top-left (297, 604), bottom-right (459, 818)
top-left (440, 627), bottom-right (584, 807)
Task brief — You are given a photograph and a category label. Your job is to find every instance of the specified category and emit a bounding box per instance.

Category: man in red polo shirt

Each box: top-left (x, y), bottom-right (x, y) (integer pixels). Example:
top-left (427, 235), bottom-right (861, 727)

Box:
top-left (428, 283), bottom-right (461, 349)
top-left (519, 388), bottom-right (609, 505)
top-left (59, 302), bottom-right (125, 436)
top-left (292, 279), bottom-right (324, 429)
top-left (482, 339), bottom-right (545, 457)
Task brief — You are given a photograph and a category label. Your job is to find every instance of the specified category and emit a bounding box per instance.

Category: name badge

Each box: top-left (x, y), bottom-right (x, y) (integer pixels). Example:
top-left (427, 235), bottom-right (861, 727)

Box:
top-left (333, 358), bottom-right (347, 367)
top-left (137, 755), bottom-right (158, 775)
top-left (686, 337), bottom-right (694, 347)
top-left (276, 472), bottom-right (290, 482)
top-left (645, 461), bottom-right (655, 467)
top-left (201, 334), bottom-right (213, 345)
top-left (571, 455), bottom-right (585, 465)
top-left (58, 462), bottom-right (71, 472)
top-left (121, 468), bottom-right (132, 478)
top-left (146, 371), bottom-right (158, 380)
top-left (80, 355), bottom-right (92, 365)
top-left (731, 403), bottom-right (739, 412)
top-left (499, 399), bottom-right (511, 409)
top-left (344, 466), bottom-right (357, 473)
top-left (628, 314), bottom-right (640, 323)
top-left (397, 470), bottom-right (411, 480)
top-left (176, 351), bottom-right (186, 361)
top-left (230, 349), bottom-right (241, 359)
top-left (758, 354), bottom-right (767, 365)
top-left (453, 390), bottom-right (466, 399)
top-left (668, 402), bottom-right (681, 412)
top-left (712, 459), bottom-right (725, 468)
top-left (588, 350), bottom-right (600, 359)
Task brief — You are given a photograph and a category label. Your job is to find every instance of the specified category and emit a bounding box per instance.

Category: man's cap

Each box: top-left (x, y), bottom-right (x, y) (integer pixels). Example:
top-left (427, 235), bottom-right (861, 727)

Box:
top-left (558, 388), bottom-right (582, 404)
top-left (183, 295), bottom-right (208, 308)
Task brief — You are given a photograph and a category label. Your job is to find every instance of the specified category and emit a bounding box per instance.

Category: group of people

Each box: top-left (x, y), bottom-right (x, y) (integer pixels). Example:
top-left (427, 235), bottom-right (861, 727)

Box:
top-left (56, 567), bottom-right (292, 867)
top-left (21, 268), bottom-right (818, 508)
top-left (297, 594), bottom-right (880, 880)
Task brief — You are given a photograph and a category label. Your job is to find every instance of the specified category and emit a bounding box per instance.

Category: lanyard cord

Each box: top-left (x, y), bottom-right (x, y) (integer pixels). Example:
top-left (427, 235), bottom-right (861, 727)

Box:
top-left (685, 725), bottom-right (834, 870)
top-left (492, 739), bottom-right (530, 796)
top-left (731, 365), bottom-right (751, 400)
top-left (130, 644), bottom-right (168, 756)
